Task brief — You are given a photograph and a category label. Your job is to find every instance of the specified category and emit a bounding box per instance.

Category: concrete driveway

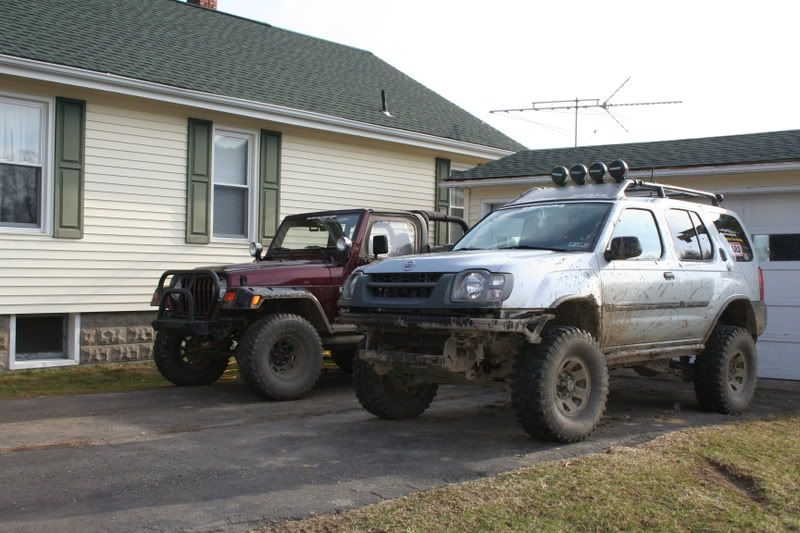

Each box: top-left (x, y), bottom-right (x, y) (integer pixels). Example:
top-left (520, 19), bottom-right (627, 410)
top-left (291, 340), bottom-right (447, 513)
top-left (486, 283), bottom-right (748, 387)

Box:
top-left (0, 372), bottom-right (797, 532)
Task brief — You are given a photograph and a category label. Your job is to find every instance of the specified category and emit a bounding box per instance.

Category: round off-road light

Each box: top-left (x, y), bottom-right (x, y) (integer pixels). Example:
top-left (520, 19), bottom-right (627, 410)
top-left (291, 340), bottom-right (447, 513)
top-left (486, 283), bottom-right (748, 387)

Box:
top-left (608, 159), bottom-right (629, 183)
top-left (249, 241), bottom-right (263, 258)
top-left (551, 166), bottom-right (569, 186)
top-left (569, 164), bottom-right (588, 185)
top-left (589, 161), bottom-right (608, 183)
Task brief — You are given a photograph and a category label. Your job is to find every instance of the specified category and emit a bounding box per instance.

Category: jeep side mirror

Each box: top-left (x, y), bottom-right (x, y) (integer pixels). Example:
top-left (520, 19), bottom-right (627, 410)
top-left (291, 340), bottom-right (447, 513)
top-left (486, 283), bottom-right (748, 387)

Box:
top-left (372, 235), bottom-right (389, 258)
top-left (605, 236), bottom-right (643, 261)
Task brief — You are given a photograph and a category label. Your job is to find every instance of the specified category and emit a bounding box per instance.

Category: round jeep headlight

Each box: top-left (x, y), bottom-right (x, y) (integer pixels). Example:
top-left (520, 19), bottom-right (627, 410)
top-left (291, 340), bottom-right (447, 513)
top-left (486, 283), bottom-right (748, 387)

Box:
top-left (451, 270), bottom-right (513, 303)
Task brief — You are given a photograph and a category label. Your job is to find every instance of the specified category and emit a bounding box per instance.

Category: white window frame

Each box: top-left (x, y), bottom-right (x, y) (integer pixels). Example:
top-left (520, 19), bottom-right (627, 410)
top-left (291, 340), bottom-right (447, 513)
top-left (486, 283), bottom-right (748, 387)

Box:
top-left (8, 314), bottom-right (80, 370)
top-left (480, 197), bottom-right (514, 218)
top-left (0, 91), bottom-right (55, 235)
top-left (210, 127), bottom-right (258, 243)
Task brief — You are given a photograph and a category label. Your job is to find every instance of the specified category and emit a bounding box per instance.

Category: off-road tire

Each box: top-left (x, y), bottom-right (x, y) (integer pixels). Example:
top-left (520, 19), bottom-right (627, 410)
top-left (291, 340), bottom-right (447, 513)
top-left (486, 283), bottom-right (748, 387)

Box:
top-left (511, 326), bottom-right (609, 443)
top-left (353, 355), bottom-right (438, 419)
top-left (694, 326), bottom-right (758, 414)
top-left (236, 313), bottom-right (323, 400)
top-left (330, 346), bottom-right (357, 373)
top-left (153, 332), bottom-right (229, 386)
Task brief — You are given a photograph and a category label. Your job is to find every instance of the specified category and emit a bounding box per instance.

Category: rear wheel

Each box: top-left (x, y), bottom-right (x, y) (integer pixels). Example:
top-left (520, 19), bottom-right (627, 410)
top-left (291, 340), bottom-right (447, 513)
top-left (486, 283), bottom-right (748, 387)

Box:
top-left (153, 333), bottom-right (229, 386)
top-left (236, 313), bottom-right (323, 400)
top-left (694, 326), bottom-right (757, 414)
top-left (511, 326), bottom-right (608, 443)
top-left (353, 356), bottom-right (438, 419)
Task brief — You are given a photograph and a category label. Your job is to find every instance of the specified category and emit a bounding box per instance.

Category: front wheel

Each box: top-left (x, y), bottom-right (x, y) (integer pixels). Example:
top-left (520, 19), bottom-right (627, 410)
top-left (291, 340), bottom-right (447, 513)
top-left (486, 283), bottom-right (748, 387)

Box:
top-left (353, 356), bottom-right (438, 419)
top-left (236, 313), bottom-right (323, 400)
top-left (153, 333), bottom-right (229, 386)
top-left (694, 326), bottom-right (758, 414)
top-left (511, 326), bottom-right (609, 443)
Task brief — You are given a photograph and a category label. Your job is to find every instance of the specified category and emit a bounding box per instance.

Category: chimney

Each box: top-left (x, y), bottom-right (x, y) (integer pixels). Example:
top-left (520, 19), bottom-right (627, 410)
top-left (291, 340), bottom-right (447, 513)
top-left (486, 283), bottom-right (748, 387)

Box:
top-left (187, 0), bottom-right (217, 9)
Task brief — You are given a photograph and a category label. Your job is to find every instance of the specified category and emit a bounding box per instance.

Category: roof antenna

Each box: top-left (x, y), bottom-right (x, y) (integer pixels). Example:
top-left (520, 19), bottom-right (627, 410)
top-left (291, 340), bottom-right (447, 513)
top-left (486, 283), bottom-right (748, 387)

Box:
top-left (381, 90), bottom-right (392, 117)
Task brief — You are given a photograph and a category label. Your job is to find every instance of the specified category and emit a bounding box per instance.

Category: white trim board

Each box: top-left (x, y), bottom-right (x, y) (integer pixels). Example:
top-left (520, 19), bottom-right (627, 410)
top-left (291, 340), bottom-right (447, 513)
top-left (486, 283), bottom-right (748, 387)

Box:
top-left (0, 54), bottom-right (514, 161)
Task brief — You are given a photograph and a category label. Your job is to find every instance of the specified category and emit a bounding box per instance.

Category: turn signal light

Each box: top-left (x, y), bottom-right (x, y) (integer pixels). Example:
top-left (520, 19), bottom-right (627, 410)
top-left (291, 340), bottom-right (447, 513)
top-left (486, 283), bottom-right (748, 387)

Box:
top-left (223, 290), bottom-right (236, 303)
top-left (251, 295), bottom-right (262, 307)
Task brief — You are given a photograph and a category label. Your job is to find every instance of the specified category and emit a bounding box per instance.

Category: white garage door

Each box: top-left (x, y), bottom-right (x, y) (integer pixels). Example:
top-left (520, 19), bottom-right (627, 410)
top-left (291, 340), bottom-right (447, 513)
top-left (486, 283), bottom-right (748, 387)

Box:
top-left (724, 192), bottom-right (800, 380)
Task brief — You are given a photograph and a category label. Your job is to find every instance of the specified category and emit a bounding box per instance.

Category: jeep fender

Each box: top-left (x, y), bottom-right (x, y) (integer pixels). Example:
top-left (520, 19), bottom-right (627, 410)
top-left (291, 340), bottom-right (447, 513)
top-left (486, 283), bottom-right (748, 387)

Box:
top-left (223, 286), bottom-right (336, 335)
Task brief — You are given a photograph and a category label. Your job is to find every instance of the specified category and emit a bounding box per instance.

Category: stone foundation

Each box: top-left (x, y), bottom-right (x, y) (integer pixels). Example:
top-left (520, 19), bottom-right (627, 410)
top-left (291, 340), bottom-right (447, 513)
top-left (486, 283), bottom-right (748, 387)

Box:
top-left (80, 311), bottom-right (156, 364)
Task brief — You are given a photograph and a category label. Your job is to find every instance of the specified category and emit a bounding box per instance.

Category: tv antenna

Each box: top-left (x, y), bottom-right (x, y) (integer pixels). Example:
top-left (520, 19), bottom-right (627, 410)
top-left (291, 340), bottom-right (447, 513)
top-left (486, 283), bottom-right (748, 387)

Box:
top-left (489, 77), bottom-right (682, 147)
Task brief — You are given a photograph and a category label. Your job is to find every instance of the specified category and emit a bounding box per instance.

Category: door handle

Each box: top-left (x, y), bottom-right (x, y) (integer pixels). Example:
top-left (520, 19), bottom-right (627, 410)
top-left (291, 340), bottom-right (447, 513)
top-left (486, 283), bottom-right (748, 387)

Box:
top-left (663, 272), bottom-right (675, 280)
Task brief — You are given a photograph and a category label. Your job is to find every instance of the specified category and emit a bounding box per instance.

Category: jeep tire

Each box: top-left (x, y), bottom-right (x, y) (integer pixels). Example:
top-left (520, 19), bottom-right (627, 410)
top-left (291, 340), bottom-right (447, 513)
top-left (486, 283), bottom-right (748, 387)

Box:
top-left (512, 326), bottom-right (609, 443)
top-left (153, 332), bottom-right (229, 386)
top-left (353, 356), bottom-right (438, 419)
top-left (694, 326), bottom-right (757, 414)
top-left (236, 313), bottom-right (323, 400)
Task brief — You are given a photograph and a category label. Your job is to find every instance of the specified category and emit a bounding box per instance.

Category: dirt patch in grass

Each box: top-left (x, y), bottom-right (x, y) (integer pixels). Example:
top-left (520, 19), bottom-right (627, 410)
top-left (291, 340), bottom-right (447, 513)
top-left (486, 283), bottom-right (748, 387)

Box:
top-left (260, 414), bottom-right (800, 532)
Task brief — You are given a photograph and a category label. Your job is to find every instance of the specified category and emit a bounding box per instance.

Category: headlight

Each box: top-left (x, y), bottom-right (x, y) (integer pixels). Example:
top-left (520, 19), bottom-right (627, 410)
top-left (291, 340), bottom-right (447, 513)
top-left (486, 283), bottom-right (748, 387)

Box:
top-left (341, 270), bottom-right (364, 300)
top-left (451, 270), bottom-right (513, 303)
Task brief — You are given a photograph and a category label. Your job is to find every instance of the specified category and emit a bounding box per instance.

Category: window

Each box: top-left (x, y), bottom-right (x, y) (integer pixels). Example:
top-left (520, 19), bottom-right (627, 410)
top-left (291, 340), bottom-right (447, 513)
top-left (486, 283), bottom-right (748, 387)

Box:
top-left (666, 209), bottom-right (713, 261)
top-left (213, 130), bottom-right (254, 239)
top-left (753, 234), bottom-right (800, 262)
top-left (709, 213), bottom-right (753, 262)
top-left (9, 314), bottom-right (80, 369)
top-left (449, 187), bottom-right (465, 240)
top-left (0, 95), bottom-right (48, 230)
top-left (609, 208), bottom-right (663, 260)
top-left (367, 219), bottom-right (418, 257)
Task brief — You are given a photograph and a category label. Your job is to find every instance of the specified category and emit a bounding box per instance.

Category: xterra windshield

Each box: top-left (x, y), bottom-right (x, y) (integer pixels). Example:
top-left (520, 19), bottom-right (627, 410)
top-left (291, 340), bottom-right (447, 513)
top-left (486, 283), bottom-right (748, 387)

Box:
top-left (269, 213), bottom-right (361, 253)
top-left (453, 202), bottom-right (611, 252)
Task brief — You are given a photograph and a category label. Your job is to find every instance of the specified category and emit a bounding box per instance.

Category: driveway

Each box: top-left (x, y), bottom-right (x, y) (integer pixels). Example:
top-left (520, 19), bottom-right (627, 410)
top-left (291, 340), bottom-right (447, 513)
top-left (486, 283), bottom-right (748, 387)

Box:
top-left (0, 372), bottom-right (797, 532)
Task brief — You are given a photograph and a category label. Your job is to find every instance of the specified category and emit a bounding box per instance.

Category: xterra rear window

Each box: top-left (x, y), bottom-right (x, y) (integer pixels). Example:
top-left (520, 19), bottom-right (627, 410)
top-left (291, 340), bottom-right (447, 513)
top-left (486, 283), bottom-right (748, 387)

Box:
top-left (711, 214), bottom-right (753, 262)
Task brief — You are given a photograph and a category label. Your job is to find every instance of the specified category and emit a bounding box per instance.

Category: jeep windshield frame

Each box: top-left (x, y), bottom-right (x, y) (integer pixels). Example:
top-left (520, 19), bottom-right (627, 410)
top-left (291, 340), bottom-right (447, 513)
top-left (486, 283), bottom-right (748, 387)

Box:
top-left (267, 212), bottom-right (363, 257)
top-left (453, 201), bottom-right (613, 253)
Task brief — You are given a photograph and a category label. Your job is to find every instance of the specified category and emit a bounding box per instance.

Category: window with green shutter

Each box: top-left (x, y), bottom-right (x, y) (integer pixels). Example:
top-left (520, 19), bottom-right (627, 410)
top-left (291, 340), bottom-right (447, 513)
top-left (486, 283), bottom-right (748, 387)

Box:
top-left (258, 130), bottom-right (281, 243)
top-left (186, 118), bottom-right (212, 244)
top-left (434, 157), bottom-right (450, 245)
top-left (53, 97), bottom-right (85, 239)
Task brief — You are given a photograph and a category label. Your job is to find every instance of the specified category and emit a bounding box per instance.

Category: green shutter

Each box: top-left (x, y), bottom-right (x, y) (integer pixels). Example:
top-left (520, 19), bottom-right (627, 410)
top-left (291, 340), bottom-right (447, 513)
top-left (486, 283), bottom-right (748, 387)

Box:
top-left (186, 118), bottom-right (212, 244)
top-left (53, 97), bottom-right (85, 239)
top-left (258, 130), bottom-right (281, 242)
top-left (434, 157), bottom-right (451, 245)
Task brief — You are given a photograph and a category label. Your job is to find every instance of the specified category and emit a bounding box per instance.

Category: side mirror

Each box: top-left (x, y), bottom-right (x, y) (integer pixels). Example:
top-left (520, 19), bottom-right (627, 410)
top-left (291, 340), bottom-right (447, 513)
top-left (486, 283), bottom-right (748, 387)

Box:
top-left (604, 236), bottom-right (643, 261)
top-left (372, 235), bottom-right (389, 258)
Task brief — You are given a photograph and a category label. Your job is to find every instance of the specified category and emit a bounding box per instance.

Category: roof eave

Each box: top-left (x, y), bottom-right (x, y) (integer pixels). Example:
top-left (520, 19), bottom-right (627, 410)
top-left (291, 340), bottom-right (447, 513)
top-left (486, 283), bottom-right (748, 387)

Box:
top-left (0, 53), bottom-right (514, 160)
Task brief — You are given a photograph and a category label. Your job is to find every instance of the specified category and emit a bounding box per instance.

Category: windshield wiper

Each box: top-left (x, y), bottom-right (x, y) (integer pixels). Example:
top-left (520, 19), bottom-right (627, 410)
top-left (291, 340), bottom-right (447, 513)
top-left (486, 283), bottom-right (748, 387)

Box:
top-left (454, 247), bottom-right (485, 251)
top-left (496, 245), bottom-right (569, 252)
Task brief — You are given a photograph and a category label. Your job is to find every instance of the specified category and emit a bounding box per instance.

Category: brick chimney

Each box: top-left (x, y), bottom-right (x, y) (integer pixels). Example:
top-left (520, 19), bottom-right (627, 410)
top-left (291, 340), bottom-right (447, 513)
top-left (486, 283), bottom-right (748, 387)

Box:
top-left (187, 0), bottom-right (217, 9)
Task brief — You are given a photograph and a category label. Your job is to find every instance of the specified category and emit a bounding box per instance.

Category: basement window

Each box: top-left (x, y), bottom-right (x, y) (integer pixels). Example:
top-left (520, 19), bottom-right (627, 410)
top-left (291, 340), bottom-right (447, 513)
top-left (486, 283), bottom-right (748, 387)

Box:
top-left (9, 314), bottom-right (80, 369)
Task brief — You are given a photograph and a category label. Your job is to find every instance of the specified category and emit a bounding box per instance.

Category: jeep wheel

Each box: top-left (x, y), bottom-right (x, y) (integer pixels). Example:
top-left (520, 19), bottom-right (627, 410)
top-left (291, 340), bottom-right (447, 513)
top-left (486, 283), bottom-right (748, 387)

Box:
top-left (153, 333), bottom-right (229, 386)
top-left (353, 356), bottom-right (438, 419)
top-left (330, 346), bottom-right (357, 373)
top-left (694, 326), bottom-right (757, 414)
top-left (236, 313), bottom-right (323, 400)
top-left (511, 326), bottom-right (609, 443)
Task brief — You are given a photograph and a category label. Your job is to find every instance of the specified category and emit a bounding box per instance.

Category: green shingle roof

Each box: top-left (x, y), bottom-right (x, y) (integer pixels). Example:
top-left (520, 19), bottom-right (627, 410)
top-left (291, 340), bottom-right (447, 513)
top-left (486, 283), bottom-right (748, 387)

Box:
top-left (451, 129), bottom-right (800, 180)
top-left (0, 0), bottom-right (525, 153)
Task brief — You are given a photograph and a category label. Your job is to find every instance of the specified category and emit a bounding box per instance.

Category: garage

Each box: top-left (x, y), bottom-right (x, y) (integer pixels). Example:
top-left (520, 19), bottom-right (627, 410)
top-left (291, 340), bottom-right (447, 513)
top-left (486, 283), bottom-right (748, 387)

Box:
top-left (448, 129), bottom-right (800, 380)
top-left (724, 192), bottom-right (800, 379)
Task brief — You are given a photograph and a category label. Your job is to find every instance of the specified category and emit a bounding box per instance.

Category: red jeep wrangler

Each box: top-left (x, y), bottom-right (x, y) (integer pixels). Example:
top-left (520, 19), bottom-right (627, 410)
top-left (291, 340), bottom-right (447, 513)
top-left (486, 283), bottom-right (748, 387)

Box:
top-left (150, 208), bottom-right (466, 400)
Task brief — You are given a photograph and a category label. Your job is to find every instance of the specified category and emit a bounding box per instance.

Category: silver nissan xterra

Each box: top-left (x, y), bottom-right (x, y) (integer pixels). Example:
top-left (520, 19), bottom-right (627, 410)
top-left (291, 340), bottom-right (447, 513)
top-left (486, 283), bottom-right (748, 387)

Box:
top-left (338, 160), bottom-right (767, 443)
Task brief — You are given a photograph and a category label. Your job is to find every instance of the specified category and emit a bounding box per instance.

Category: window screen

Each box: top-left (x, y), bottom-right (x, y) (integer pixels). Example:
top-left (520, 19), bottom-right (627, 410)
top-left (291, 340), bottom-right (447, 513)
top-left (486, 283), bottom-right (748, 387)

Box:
top-left (0, 98), bottom-right (45, 227)
top-left (213, 134), bottom-right (250, 238)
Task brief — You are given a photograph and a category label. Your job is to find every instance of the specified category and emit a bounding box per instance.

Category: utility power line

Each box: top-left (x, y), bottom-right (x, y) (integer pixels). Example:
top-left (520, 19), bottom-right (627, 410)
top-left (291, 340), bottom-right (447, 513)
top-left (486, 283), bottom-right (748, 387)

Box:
top-left (489, 77), bottom-right (682, 147)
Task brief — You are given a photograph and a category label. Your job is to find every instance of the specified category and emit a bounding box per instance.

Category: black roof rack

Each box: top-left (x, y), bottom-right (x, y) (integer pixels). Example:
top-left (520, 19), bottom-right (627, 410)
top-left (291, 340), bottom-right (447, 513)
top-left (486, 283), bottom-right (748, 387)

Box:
top-left (625, 180), bottom-right (724, 206)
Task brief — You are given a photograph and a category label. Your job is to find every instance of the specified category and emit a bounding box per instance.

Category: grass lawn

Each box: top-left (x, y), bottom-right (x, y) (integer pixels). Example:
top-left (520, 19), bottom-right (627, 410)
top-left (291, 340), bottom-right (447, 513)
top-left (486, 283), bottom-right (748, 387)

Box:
top-left (268, 415), bottom-right (800, 532)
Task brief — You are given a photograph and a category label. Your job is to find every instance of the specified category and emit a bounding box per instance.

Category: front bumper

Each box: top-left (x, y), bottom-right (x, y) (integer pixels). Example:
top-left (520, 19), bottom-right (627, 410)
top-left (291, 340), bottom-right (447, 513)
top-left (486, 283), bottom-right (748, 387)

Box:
top-left (341, 311), bottom-right (552, 344)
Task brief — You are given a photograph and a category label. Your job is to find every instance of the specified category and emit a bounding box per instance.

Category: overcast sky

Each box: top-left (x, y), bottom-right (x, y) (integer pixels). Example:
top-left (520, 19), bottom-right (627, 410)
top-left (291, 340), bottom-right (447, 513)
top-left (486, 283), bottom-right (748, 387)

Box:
top-left (221, 0), bottom-right (799, 150)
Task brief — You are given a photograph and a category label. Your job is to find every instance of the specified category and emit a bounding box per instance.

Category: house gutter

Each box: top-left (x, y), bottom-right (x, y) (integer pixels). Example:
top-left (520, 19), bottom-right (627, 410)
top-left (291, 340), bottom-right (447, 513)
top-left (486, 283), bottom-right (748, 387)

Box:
top-left (445, 161), bottom-right (800, 187)
top-left (0, 54), bottom-right (514, 160)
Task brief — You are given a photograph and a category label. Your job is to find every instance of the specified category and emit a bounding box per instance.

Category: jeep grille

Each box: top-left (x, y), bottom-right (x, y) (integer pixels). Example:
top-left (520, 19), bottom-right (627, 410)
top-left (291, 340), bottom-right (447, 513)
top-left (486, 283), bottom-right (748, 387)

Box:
top-left (367, 273), bottom-right (442, 299)
top-left (161, 271), bottom-right (219, 319)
